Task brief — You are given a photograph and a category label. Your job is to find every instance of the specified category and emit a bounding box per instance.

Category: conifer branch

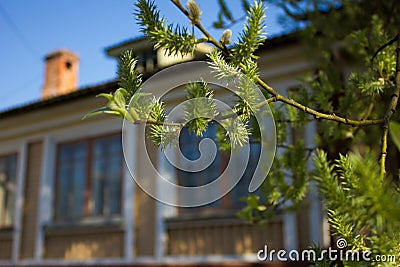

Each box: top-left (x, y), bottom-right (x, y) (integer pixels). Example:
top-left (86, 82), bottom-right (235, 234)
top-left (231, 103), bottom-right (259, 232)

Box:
top-left (135, 0), bottom-right (197, 56)
top-left (174, 1), bottom-right (385, 127)
top-left (231, 0), bottom-right (266, 65)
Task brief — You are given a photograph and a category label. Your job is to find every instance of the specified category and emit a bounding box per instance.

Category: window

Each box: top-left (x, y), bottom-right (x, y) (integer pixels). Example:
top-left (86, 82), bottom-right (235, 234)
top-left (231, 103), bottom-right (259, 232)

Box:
top-left (177, 124), bottom-right (226, 188)
top-left (136, 51), bottom-right (158, 73)
top-left (0, 154), bottom-right (17, 227)
top-left (55, 134), bottom-right (122, 222)
top-left (231, 139), bottom-right (261, 206)
top-left (176, 123), bottom-right (261, 212)
top-left (177, 124), bottom-right (227, 210)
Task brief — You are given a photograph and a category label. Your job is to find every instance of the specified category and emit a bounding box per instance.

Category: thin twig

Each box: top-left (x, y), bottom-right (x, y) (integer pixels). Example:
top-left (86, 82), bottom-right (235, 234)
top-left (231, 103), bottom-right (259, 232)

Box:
top-left (349, 95), bottom-right (376, 137)
top-left (255, 76), bottom-right (384, 126)
top-left (214, 97), bottom-right (276, 121)
top-left (170, 0), bottom-right (228, 53)
top-left (380, 33), bottom-right (400, 180)
top-left (371, 34), bottom-right (399, 66)
top-left (135, 119), bottom-right (183, 128)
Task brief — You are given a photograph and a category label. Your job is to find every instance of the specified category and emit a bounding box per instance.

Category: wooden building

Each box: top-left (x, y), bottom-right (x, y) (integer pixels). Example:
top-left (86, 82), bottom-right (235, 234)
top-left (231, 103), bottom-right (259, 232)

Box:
top-left (0, 34), bottom-right (328, 266)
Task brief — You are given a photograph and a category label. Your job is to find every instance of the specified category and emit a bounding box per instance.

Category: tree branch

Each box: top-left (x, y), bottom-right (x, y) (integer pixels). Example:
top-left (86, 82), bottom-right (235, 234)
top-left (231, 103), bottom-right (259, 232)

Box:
top-left (139, 118), bottom-right (182, 128)
top-left (170, 0), bottom-right (386, 128)
top-left (349, 95), bottom-right (376, 137)
top-left (170, 0), bottom-right (229, 53)
top-left (371, 33), bottom-right (399, 66)
top-left (255, 76), bottom-right (384, 126)
top-left (380, 32), bottom-right (400, 180)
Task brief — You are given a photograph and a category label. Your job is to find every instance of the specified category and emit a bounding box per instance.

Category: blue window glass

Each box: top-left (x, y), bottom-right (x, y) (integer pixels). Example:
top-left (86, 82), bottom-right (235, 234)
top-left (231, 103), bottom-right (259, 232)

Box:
top-left (0, 154), bottom-right (17, 227)
top-left (92, 135), bottom-right (122, 216)
top-left (55, 134), bottom-right (122, 221)
top-left (176, 122), bottom-right (262, 211)
top-left (56, 142), bottom-right (87, 221)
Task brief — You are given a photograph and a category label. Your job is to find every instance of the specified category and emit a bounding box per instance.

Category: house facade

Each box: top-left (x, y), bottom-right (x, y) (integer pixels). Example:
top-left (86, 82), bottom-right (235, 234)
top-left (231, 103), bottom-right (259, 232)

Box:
top-left (0, 35), bottom-right (329, 266)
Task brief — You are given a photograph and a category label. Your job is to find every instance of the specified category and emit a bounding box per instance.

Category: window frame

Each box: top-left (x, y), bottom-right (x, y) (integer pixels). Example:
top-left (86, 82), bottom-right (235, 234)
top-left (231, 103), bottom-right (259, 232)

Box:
top-left (175, 124), bottom-right (262, 215)
top-left (53, 132), bottom-right (123, 223)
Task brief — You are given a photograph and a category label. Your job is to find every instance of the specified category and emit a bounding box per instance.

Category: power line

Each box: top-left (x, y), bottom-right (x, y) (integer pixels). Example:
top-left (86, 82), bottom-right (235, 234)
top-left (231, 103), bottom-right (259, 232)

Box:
top-left (0, 2), bottom-right (40, 59)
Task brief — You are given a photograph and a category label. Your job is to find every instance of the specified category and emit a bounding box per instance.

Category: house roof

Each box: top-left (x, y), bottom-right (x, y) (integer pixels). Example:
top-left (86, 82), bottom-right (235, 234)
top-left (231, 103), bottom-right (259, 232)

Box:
top-left (106, 36), bottom-right (154, 58)
top-left (258, 31), bottom-right (300, 50)
top-left (0, 80), bottom-right (118, 120)
top-left (105, 32), bottom-right (300, 56)
top-left (0, 32), bottom-right (300, 120)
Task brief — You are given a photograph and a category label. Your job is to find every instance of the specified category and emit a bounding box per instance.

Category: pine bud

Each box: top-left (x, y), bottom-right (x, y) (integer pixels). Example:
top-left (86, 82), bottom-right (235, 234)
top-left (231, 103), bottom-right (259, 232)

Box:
top-left (220, 29), bottom-right (232, 45)
top-left (186, 0), bottom-right (202, 25)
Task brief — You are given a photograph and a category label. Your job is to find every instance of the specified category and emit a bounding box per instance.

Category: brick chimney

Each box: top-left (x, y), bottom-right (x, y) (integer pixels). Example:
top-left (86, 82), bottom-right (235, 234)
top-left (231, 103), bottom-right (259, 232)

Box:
top-left (41, 49), bottom-right (79, 99)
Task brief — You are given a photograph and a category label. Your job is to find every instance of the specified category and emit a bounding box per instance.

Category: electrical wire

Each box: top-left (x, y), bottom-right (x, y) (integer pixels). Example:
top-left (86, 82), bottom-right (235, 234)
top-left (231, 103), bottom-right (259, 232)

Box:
top-left (0, 2), bottom-right (40, 59)
top-left (0, 3), bottom-right (42, 108)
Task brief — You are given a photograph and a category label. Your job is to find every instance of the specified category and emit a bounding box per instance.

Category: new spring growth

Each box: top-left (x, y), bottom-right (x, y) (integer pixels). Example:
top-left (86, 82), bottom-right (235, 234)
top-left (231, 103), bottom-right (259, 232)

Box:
top-left (186, 0), bottom-right (202, 25)
top-left (220, 29), bottom-right (232, 45)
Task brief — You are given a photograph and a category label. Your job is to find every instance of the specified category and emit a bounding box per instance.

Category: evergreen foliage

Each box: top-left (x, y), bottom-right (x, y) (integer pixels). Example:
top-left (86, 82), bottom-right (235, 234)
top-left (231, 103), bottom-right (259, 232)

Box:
top-left (184, 80), bottom-right (217, 136)
top-left (313, 150), bottom-right (400, 266)
top-left (135, 0), bottom-right (197, 56)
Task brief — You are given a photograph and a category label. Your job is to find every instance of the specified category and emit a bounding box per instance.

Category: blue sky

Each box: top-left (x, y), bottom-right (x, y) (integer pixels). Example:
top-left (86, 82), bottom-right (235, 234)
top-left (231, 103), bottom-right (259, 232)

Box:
top-left (0, 0), bottom-right (285, 111)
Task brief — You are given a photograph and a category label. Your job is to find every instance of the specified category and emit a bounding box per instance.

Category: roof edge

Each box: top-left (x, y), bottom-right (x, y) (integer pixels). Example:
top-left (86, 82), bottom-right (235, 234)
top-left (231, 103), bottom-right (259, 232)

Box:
top-left (105, 31), bottom-right (300, 57)
top-left (0, 80), bottom-right (119, 120)
top-left (0, 32), bottom-right (301, 120)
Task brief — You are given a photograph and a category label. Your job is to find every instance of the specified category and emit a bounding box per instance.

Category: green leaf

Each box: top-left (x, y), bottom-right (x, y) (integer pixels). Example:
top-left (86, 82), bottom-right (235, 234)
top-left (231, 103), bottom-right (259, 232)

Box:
top-left (85, 49), bottom-right (142, 121)
top-left (113, 88), bottom-right (127, 109)
top-left (389, 121), bottom-right (400, 151)
top-left (83, 107), bottom-right (121, 119)
top-left (244, 194), bottom-right (260, 208)
top-left (236, 206), bottom-right (253, 221)
top-left (96, 93), bottom-right (113, 101)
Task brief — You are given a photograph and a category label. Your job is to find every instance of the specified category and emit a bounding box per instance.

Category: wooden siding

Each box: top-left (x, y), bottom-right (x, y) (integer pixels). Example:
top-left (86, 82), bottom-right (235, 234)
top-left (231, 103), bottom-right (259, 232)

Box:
top-left (297, 207), bottom-right (311, 250)
top-left (134, 186), bottom-right (156, 257)
top-left (44, 227), bottom-right (124, 259)
top-left (166, 215), bottom-right (283, 256)
top-left (0, 229), bottom-right (12, 260)
top-left (0, 261), bottom-right (310, 267)
top-left (133, 137), bottom-right (158, 257)
top-left (20, 141), bottom-right (43, 259)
